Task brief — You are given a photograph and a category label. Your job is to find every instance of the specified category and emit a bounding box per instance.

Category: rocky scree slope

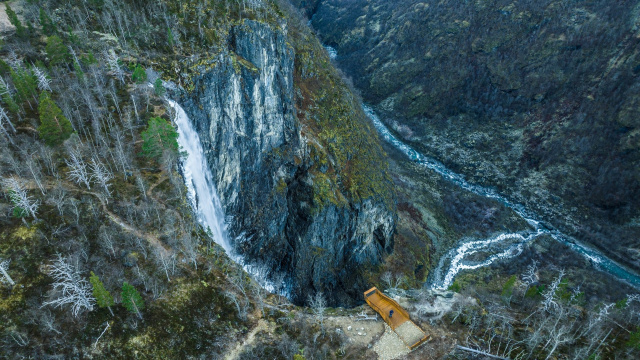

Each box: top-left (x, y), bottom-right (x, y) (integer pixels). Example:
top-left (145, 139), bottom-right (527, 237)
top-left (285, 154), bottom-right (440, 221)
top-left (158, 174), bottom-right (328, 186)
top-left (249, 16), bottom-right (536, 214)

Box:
top-left (299, 0), bottom-right (640, 273)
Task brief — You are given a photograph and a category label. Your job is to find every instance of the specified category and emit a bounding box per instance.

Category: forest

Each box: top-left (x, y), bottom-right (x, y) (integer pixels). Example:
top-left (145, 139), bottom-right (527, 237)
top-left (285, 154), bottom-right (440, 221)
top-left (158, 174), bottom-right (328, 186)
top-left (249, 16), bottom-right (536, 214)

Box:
top-left (1, 0), bottom-right (640, 359)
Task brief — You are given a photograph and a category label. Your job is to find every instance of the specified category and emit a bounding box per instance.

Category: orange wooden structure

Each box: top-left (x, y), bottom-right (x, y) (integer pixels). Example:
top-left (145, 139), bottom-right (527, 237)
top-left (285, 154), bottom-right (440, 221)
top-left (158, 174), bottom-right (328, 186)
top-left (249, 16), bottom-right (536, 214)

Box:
top-left (364, 287), bottom-right (430, 349)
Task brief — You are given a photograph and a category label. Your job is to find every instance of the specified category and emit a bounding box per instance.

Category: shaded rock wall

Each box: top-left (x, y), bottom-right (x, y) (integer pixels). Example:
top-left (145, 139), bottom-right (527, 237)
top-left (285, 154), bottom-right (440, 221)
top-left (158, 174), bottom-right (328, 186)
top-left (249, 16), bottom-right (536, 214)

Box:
top-left (181, 19), bottom-right (395, 306)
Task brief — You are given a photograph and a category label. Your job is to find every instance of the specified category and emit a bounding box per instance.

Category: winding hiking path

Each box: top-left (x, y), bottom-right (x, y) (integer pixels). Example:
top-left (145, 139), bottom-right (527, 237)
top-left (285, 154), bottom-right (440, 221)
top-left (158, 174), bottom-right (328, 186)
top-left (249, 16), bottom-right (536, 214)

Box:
top-left (15, 176), bottom-right (172, 255)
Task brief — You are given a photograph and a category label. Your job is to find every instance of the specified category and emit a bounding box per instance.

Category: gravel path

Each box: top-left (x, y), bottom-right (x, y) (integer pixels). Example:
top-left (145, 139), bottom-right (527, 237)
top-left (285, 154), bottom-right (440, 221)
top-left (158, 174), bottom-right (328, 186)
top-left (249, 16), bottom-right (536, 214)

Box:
top-left (395, 321), bottom-right (426, 348)
top-left (373, 324), bottom-right (410, 360)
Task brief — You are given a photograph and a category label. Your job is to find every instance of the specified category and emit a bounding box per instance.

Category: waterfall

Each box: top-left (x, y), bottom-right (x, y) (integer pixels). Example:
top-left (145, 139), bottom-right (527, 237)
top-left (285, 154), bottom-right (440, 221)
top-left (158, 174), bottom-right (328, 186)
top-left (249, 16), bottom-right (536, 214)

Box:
top-left (363, 105), bottom-right (640, 289)
top-left (168, 98), bottom-right (284, 295)
top-left (168, 99), bottom-right (232, 253)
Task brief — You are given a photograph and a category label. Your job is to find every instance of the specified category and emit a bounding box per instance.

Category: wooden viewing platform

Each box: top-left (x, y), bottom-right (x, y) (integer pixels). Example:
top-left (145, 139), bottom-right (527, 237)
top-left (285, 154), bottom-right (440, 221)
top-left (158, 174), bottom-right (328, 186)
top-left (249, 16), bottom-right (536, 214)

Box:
top-left (364, 287), bottom-right (430, 350)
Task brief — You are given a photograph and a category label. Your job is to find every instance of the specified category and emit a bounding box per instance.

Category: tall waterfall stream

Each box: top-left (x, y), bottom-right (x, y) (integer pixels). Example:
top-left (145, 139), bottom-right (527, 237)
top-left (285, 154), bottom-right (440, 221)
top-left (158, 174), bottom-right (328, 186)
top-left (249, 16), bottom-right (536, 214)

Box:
top-left (168, 99), bottom-right (281, 294)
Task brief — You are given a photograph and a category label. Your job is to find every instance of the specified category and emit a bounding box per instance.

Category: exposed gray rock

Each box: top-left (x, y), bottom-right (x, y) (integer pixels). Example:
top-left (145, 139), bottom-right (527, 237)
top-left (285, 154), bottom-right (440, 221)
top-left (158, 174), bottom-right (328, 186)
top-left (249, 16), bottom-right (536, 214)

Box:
top-left (180, 20), bottom-right (395, 306)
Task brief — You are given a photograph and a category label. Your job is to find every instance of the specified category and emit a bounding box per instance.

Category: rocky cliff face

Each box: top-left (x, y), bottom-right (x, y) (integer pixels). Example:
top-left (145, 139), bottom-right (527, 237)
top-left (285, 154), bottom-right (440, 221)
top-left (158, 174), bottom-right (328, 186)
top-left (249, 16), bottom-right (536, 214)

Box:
top-left (180, 19), bottom-right (395, 306)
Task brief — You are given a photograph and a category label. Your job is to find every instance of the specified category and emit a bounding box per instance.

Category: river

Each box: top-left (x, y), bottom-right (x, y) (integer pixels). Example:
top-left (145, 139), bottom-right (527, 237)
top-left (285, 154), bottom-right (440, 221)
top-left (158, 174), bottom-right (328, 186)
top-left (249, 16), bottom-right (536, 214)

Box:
top-left (362, 105), bottom-right (640, 290)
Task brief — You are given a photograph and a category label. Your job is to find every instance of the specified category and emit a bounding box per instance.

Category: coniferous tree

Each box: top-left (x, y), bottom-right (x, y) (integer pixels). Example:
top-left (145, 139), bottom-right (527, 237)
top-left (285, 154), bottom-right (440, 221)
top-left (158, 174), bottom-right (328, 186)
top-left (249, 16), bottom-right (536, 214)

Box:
top-left (10, 67), bottom-right (38, 105)
top-left (153, 78), bottom-right (165, 96)
top-left (141, 117), bottom-right (179, 159)
top-left (38, 92), bottom-right (74, 146)
top-left (90, 271), bottom-right (114, 315)
top-left (0, 78), bottom-right (19, 113)
top-left (5, 4), bottom-right (27, 39)
top-left (39, 8), bottom-right (57, 36)
top-left (46, 35), bottom-right (70, 67)
top-left (132, 64), bottom-right (147, 84)
top-left (121, 282), bottom-right (144, 319)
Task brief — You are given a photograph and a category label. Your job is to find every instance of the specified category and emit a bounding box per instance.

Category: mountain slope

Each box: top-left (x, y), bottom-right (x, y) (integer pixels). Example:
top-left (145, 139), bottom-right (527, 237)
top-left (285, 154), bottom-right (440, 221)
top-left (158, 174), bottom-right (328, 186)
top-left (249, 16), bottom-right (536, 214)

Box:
top-left (302, 0), bottom-right (640, 272)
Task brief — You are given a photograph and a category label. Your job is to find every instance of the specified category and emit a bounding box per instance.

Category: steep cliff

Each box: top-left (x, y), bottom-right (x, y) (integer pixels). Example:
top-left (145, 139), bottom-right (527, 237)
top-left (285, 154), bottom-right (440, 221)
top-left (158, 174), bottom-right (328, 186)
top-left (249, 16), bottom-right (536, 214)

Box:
top-left (180, 16), bottom-right (396, 306)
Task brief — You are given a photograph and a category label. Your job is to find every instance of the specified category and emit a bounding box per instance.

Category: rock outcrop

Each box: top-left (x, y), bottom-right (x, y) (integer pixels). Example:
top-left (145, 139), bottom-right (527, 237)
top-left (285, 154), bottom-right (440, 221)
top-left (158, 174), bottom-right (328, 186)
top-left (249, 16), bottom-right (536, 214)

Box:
top-left (181, 19), bottom-right (396, 306)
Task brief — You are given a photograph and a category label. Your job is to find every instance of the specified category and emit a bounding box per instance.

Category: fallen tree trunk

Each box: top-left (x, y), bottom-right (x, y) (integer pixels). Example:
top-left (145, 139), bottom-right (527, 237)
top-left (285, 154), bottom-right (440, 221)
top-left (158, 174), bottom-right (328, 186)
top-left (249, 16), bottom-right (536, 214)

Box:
top-left (456, 345), bottom-right (509, 360)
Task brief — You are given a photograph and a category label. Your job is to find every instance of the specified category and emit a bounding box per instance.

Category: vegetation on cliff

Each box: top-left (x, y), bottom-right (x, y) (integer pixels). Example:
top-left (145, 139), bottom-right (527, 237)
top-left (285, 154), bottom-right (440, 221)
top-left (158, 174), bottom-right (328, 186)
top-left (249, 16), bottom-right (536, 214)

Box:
top-left (282, 3), bottom-right (395, 212)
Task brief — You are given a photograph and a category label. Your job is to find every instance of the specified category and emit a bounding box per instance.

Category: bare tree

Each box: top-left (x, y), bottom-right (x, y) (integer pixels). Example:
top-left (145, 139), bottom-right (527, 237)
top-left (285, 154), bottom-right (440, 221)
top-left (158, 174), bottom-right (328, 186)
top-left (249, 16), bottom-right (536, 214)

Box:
top-left (106, 49), bottom-right (125, 84)
top-left (66, 149), bottom-right (91, 189)
top-left (67, 197), bottom-right (82, 224)
top-left (47, 184), bottom-right (67, 217)
top-left (224, 290), bottom-right (248, 321)
top-left (308, 291), bottom-right (327, 331)
top-left (154, 248), bottom-right (175, 282)
top-left (381, 271), bottom-right (406, 294)
top-left (42, 255), bottom-right (95, 317)
top-left (39, 143), bottom-right (59, 179)
top-left (0, 105), bottom-right (16, 143)
top-left (224, 269), bottom-right (251, 320)
top-left (252, 283), bottom-right (268, 317)
top-left (2, 177), bottom-right (40, 220)
top-left (542, 269), bottom-right (564, 312)
top-left (0, 258), bottom-right (15, 286)
top-left (25, 153), bottom-right (45, 195)
top-left (179, 230), bottom-right (198, 270)
top-left (90, 158), bottom-right (113, 198)
top-left (99, 226), bottom-right (118, 259)
top-left (522, 260), bottom-right (539, 286)
top-left (33, 67), bottom-right (52, 92)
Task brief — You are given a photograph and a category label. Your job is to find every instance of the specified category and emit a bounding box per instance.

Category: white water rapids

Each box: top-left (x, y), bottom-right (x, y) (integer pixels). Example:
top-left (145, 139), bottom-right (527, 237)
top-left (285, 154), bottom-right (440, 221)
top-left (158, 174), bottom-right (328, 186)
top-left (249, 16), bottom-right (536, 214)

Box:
top-left (363, 105), bottom-right (640, 290)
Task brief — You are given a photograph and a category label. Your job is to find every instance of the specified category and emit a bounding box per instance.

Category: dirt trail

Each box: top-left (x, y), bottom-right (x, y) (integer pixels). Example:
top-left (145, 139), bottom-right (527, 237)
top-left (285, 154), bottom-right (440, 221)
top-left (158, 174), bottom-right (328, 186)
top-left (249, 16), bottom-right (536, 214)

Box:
top-left (225, 319), bottom-right (270, 360)
top-left (14, 176), bottom-right (172, 255)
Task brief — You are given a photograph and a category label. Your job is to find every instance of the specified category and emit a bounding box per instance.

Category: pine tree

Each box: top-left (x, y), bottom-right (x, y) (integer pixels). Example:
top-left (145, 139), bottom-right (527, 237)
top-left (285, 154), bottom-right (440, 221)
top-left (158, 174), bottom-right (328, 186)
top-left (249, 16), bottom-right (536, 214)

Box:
top-left (153, 78), bottom-right (165, 96)
top-left (141, 117), bottom-right (179, 159)
top-left (5, 4), bottom-right (27, 39)
top-left (90, 271), bottom-right (114, 316)
top-left (10, 67), bottom-right (38, 105)
top-left (46, 35), bottom-right (70, 67)
top-left (121, 282), bottom-right (144, 319)
top-left (39, 8), bottom-right (57, 36)
top-left (132, 64), bottom-right (147, 84)
top-left (38, 92), bottom-right (74, 146)
top-left (0, 78), bottom-right (19, 114)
